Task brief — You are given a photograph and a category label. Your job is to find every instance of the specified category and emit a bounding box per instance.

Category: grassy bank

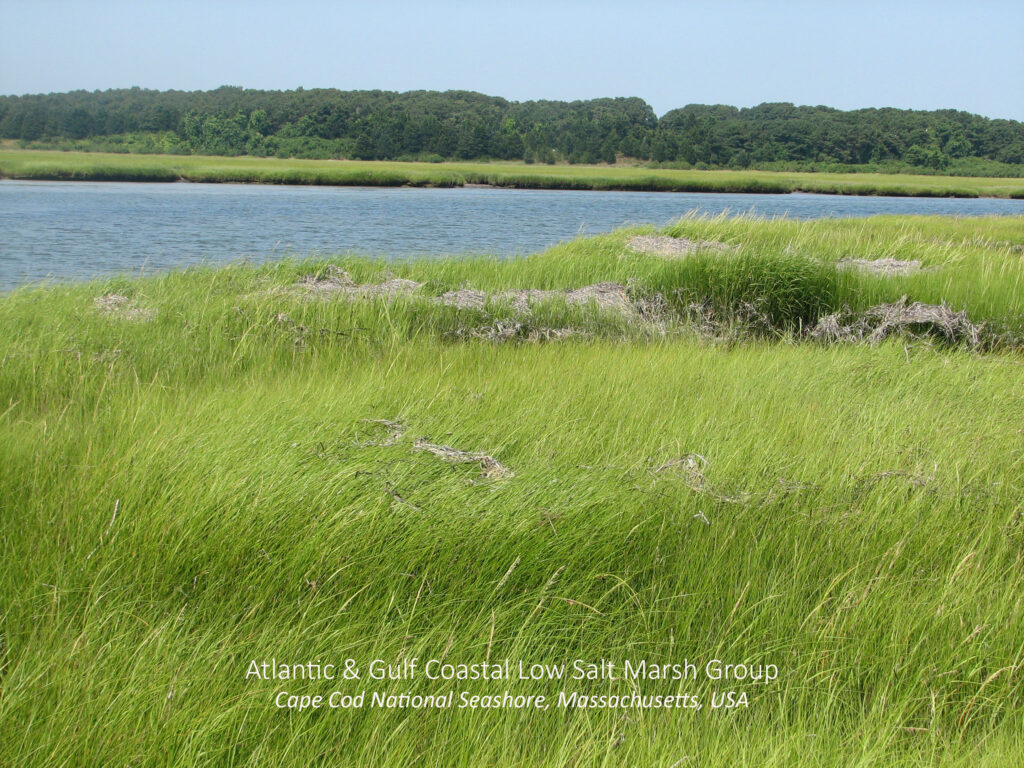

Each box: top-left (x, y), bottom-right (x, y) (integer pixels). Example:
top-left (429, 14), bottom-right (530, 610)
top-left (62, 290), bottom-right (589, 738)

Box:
top-left (2, 216), bottom-right (1024, 766)
top-left (4, 149), bottom-right (1024, 198)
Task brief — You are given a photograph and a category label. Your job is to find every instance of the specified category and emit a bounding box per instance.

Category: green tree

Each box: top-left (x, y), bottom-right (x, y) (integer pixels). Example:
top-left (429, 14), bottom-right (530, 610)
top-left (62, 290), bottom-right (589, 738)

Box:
top-left (248, 109), bottom-right (271, 136)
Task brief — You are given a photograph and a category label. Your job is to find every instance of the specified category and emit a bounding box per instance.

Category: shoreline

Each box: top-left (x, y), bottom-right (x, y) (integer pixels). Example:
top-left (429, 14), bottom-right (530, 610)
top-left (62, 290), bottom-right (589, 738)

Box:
top-left (3, 150), bottom-right (1024, 199)
top-left (0, 173), bottom-right (1013, 199)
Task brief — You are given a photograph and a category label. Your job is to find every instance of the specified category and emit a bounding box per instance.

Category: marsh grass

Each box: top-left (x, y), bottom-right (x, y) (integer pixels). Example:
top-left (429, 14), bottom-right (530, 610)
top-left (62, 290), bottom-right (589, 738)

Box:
top-left (1, 215), bottom-right (1023, 766)
top-left (4, 150), bottom-right (1024, 198)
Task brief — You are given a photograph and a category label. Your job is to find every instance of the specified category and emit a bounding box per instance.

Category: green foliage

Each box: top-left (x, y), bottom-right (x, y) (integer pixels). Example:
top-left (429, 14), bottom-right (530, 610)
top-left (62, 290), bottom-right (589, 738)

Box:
top-left (905, 144), bottom-right (950, 169)
top-left (2, 88), bottom-right (1022, 173)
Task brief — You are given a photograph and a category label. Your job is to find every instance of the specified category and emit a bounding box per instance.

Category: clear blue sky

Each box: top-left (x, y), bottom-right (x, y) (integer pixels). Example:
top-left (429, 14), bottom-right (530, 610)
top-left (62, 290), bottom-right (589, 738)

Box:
top-left (1, 0), bottom-right (1022, 120)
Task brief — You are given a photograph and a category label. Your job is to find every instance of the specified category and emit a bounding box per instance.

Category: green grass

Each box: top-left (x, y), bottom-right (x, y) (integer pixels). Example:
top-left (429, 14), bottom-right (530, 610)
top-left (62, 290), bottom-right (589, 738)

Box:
top-left (4, 149), bottom-right (1024, 197)
top-left (2, 216), bottom-right (1024, 766)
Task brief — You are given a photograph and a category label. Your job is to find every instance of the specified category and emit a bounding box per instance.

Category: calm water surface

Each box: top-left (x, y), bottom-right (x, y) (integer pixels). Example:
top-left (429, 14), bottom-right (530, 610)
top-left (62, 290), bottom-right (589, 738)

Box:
top-left (3, 180), bottom-right (1024, 290)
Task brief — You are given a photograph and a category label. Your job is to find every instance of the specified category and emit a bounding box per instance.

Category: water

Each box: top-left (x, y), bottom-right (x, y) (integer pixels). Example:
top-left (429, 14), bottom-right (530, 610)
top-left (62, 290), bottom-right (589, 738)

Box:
top-left (3, 179), bottom-right (1023, 290)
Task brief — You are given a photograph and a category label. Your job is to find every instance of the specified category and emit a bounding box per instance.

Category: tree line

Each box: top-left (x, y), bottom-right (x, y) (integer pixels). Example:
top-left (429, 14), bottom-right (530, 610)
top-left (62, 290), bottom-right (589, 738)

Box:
top-left (1, 86), bottom-right (1022, 173)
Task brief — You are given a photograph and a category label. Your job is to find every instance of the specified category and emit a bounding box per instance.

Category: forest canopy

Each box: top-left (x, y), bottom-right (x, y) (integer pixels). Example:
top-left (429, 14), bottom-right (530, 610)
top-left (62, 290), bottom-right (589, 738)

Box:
top-left (1, 86), bottom-right (1022, 174)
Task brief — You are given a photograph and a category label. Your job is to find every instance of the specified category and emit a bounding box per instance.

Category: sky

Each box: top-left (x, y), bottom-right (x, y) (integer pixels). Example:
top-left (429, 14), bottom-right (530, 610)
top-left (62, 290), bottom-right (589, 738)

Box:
top-left (1, 0), bottom-right (1022, 120)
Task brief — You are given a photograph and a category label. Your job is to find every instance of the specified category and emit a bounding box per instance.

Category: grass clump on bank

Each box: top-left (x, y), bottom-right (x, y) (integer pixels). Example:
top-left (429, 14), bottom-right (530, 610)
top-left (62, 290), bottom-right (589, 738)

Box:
top-left (4, 149), bottom-right (1024, 198)
top-left (2, 215), bottom-right (1024, 767)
